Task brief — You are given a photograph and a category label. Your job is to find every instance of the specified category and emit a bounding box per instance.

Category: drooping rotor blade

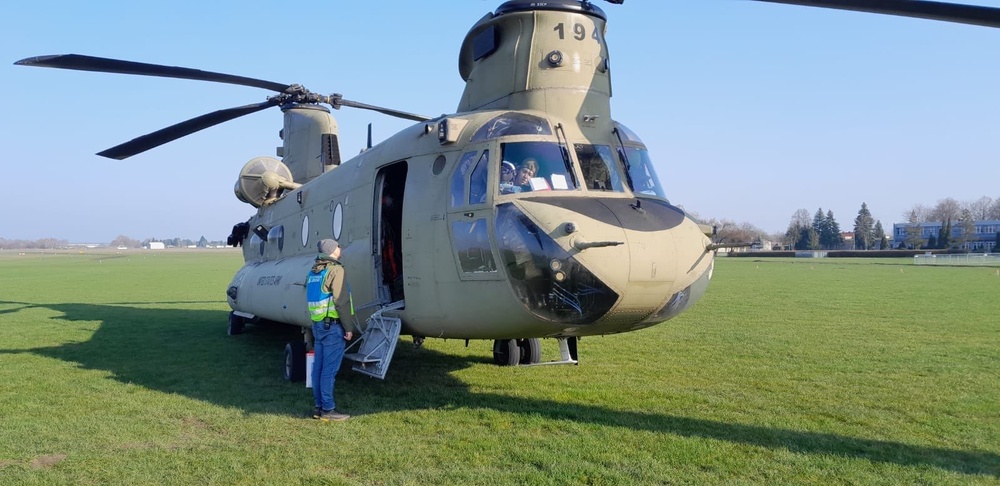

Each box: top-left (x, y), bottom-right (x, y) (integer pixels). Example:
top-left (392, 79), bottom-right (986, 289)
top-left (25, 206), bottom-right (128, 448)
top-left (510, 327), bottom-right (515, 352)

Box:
top-left (751, 0), bottom-right (1000, 28)
top-left (97, 100), bottom-right (279, 160)
top-left (332, 96), bottom-right (431, 122)
top-left (14, 54), bottom-right (294, 93)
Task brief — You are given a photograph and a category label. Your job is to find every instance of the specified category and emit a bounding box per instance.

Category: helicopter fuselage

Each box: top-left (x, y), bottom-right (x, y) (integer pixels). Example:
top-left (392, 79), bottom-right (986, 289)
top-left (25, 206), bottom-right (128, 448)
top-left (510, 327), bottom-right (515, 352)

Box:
top-left (226, 105), bottom-right (714, 340)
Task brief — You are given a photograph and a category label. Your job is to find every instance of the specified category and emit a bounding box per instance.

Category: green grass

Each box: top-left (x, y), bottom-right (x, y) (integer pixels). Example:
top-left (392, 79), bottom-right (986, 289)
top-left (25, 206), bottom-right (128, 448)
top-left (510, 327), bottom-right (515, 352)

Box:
top-left (1, 250), bottom-right (998, 484)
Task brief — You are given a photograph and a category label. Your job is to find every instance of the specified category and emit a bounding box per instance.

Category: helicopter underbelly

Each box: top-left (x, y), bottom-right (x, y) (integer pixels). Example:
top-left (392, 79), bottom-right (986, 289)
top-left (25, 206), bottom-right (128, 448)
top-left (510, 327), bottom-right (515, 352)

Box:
top-left (227, 256), bottom-right (316, 327)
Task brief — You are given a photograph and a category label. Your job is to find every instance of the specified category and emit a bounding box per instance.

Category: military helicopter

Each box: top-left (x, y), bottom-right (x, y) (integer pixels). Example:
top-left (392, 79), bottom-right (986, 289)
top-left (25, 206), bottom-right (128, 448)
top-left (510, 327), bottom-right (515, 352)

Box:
top-left (16, 0), bottom-right (1000, 381)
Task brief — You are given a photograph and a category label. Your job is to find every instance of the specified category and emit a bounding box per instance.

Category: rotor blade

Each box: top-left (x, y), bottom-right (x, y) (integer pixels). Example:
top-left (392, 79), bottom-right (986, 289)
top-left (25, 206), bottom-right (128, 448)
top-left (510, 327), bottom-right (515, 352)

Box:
top-left (335, 98), bottom-right (431, 122)
top-left (97, 100), bottom-right (279, 160)
top-left (14, 54), bottom-right (293, 92)
top-left (751, 0), bottom-right (1000, 28)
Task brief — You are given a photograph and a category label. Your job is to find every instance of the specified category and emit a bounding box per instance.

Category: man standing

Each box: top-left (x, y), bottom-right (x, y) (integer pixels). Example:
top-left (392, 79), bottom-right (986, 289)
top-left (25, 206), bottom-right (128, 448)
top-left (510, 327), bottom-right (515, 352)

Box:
top-left (307, 239), bottom-right (354, 422)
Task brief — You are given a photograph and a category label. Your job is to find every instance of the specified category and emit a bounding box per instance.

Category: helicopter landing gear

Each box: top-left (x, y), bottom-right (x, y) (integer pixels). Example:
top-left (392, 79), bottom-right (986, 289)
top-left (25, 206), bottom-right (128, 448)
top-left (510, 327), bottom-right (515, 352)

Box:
top-left (492, 338), bottom-right (542, 366)
top-left (227, 311), bottom-right (245, 335)
top-left (284, 341), bottom-right (307, 382)
top-left (492, 339), bottom-right (520, 366)
top-left (517, 338), bottom-right (541, 365)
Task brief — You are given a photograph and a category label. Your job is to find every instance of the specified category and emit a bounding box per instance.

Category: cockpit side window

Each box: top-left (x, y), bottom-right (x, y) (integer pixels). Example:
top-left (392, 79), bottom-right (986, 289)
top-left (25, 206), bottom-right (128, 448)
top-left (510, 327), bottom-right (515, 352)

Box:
top-left (469, 150), bottom-right (490, 205)
top-left (500, 142), bottom-right (577, 193)
top-left (450, 150), bottom-right (479, 208)
top-left (575, 144), bottom-right (625, 192)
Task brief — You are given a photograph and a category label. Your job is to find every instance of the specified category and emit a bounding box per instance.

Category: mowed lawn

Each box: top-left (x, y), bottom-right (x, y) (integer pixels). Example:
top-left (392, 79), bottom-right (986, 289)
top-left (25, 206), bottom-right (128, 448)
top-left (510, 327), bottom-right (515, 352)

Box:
top-left (0, 250), bottom-right (997, 484)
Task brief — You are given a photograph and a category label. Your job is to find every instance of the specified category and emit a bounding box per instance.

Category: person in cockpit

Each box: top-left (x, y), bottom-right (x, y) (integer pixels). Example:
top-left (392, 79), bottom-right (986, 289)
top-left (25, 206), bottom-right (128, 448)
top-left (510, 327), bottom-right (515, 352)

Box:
top-left (499, 161), bottom-right (520, 194)
top-left (515, 158), bottom-right (538, 192)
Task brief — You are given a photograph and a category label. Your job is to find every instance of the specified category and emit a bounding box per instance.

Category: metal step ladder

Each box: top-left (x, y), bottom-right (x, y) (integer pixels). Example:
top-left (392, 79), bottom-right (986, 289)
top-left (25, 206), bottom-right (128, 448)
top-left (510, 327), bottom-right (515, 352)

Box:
top-left (343, 301), bottom-right (403, 379)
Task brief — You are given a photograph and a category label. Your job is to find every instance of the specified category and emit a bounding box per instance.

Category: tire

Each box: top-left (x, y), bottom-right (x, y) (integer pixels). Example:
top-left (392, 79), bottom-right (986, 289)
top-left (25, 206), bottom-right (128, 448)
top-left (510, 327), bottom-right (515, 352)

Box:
top-left (284, 341), bottom-right (307, 382)
top-left (492, 339), bottom-right (519, 367)
top-left (227, 312), bottom-right (245, 336)
top-left (517, 338), bottom-right (541, 365)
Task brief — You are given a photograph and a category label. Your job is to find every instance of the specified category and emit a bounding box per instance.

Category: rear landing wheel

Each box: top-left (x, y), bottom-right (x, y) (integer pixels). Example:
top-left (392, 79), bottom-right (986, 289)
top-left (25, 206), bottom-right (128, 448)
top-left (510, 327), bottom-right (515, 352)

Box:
top-left (517, 338), bottom-right (541, 365)
top-left (492, 339), bottom-right (519, 366)
top-left (227, 311), bottom-right (245, 335)
top-left (284, 341), bottom-right (306, 382)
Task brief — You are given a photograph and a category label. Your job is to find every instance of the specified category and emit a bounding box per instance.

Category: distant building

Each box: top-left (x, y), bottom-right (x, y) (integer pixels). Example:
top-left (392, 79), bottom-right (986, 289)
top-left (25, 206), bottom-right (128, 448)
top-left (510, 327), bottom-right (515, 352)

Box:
top-left (147, 242), bottom-right (166, 250)
top-left (840, 232), bottom-right (855, 250)
top-left (892, 220), bottom-right (999, 252)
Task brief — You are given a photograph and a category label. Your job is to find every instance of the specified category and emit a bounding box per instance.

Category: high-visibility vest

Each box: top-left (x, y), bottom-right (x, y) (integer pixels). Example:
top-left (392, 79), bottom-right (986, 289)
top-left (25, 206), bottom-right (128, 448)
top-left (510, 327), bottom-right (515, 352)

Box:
top-left (306, 267), bottom-right (339, 321)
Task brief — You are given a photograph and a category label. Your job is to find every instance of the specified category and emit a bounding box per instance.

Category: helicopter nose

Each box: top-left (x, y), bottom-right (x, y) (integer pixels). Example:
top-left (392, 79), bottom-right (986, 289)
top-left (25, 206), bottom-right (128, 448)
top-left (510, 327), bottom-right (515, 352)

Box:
top-left (501, 197), bottom-right (713, 334)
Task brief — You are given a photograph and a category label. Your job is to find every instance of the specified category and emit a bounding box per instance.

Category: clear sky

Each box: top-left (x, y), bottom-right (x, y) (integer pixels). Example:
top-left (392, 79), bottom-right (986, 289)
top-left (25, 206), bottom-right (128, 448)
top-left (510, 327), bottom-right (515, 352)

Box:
top-left (3, 1), bottom-right (998, 243)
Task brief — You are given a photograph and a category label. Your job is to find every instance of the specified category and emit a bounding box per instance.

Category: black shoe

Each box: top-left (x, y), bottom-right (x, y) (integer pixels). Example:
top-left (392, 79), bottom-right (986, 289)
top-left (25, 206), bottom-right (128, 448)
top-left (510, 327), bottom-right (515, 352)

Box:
top-left (312, 407), bottom-right (322, 419)
top-left (319, 410), bottom-right (350, 422)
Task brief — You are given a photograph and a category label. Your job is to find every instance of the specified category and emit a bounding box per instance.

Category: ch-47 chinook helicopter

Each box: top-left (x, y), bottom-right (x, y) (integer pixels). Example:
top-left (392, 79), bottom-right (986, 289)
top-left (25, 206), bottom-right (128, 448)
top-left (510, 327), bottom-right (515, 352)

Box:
top-left (16, 0), bottom-right (1000, 381)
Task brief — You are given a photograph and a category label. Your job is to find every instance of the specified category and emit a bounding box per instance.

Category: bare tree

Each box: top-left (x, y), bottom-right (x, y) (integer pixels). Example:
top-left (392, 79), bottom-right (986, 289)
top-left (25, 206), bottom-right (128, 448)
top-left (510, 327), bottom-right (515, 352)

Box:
top-left (930, 198), bottom-right (962, 223)
top-left (704, 218), bottom-right (767, 246)
top-left (955, 209), bottom-right (976, 251)
top-left (904, 203), bottom-right (930, 223)
top-left (989, 197), bottom-right (1000, 220)
top-left (966, 196), bottom-right (994, 221)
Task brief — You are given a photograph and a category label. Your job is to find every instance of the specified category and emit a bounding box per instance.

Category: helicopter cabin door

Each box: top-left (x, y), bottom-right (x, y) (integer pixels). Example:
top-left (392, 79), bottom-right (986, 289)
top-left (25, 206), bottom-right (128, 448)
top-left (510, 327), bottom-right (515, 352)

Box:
top-left (374, 162), bottom-right (407, 305)
top-left (446, 148), bottom-right (501, 281)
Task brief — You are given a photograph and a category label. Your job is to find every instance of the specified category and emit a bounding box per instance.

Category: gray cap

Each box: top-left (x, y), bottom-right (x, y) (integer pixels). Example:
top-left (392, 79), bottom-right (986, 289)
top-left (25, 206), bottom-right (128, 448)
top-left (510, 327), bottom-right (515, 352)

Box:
top-left (317, 239), bottom-right (339, 255)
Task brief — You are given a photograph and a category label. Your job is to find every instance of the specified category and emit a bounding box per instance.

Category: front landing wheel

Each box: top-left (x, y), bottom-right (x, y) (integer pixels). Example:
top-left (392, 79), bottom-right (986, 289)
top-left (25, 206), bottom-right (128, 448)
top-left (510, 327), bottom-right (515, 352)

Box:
top-left (492, 339), bottom-right (519, 366)
top-left (517, 338), bottom-right (541, 365)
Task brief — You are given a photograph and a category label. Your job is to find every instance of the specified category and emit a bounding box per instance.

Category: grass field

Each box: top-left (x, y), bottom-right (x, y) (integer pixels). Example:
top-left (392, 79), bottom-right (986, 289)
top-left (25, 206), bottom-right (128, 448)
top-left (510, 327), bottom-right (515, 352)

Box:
top-left (1, 250), bottom-right (997, 484)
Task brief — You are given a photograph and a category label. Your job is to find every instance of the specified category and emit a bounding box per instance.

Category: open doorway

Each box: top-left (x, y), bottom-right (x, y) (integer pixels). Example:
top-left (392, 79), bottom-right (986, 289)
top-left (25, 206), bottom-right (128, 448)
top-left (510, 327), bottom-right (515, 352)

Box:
top-left (374, 162), bottom-right (407, 304)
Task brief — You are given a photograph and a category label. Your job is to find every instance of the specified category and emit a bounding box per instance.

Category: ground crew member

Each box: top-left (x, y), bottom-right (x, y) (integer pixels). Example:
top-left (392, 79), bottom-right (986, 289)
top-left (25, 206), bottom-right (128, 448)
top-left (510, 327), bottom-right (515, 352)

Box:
top-left (307, 238), bottom-right (354, 422)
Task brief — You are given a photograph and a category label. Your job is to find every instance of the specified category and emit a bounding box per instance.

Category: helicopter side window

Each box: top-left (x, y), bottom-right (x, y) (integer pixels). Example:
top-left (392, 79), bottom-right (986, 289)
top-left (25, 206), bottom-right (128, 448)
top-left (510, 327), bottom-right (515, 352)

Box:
top-left (471, 112), bottom-right (552, 142)
top-left (468, 150), bottom-right (490, 205)
top-left (575, 144), bottom-right (625, 192)
top-left (450, 150), bottom-right (479, 208)
top-left (452, 219), bottom-right (497, 274)
top-left (500, 141), bottom-right (577, 193)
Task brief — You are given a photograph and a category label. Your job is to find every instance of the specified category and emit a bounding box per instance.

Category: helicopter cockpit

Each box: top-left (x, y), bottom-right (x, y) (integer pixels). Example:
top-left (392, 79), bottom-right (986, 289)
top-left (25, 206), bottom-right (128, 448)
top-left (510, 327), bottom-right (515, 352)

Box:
top-left (446, 110), bottom-right (683, 327)
top-left (452, 112), bottom-right (668, 205)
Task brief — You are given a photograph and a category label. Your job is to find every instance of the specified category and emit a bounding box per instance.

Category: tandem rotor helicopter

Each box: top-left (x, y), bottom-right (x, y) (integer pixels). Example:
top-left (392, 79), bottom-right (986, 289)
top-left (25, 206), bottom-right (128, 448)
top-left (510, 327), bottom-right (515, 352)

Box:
top-left (16, 0), bottom-right (1000, 380)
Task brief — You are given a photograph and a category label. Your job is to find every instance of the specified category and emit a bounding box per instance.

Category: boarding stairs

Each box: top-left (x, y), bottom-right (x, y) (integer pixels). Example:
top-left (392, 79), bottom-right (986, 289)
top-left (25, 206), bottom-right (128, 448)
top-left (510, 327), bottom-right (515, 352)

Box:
top-left (343, 300), bottom-right (403, 379)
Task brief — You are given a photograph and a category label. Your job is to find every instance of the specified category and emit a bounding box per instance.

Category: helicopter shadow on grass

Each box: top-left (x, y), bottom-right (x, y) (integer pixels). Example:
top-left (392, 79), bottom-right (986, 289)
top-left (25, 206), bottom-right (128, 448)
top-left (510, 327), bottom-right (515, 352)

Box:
top-left (1, 300), bottom-right (996, 478)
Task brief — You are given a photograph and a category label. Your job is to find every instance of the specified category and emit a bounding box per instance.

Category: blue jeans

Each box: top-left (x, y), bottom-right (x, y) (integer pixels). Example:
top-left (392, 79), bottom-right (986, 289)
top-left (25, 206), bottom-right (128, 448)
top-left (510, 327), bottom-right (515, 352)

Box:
top-left (312, 320), bottom-right (346, 412)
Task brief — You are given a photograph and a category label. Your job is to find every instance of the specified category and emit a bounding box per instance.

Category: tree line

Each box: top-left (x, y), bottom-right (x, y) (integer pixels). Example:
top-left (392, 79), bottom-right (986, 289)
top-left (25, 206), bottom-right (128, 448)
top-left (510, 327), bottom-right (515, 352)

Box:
top-left (699, 195), bottom-right (1000, 251)
top-left (899, 196), bottom-right (1000, 250)
top-left (1, 235), bottom-right (224, 250)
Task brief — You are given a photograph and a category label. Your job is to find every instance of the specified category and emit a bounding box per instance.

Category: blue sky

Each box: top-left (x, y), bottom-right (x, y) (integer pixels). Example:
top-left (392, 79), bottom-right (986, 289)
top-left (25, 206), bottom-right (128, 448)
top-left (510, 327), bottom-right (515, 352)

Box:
top-left (3, 1), bottom-right (998, 243)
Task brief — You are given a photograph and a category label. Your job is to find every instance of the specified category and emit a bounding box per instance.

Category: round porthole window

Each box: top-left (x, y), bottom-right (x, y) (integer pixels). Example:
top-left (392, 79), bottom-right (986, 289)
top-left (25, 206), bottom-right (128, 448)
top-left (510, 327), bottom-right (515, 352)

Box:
top-left (333, 203), bottom-right (344, 240)
top-left (432, 155), bottom-right (447, 175)
top-left (301, 214), bottom-right (310, 247)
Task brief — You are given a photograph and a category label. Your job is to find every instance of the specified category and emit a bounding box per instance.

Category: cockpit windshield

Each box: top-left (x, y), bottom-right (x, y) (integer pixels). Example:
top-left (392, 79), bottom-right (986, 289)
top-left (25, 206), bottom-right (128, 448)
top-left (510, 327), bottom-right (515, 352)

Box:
top-left (499, 141), bottom-right (577, 194)
top-left (575, 144), bottom-right (626, 192)
top-left (614, 122), bottom-right (667, 200)
top-left (623, 147), bottom-right (666, 199)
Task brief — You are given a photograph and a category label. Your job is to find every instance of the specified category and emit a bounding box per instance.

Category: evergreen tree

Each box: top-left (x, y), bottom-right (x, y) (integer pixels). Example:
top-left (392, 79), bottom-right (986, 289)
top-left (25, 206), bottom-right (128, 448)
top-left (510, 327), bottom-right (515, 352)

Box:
top-left (823, 210), bottom-right (844, 249)
top-left (873, 220), bottom-right (889, 250)
top-left (938, 219), bottom-right (951, 249)
top-left (795, 227), bottom-right (820, 250)
top-left (198, 236), bottom-right (209, 248)
top-left (995, 232), bottom-right (1000, 252)
top-left (853, 202), bottom-right (875, 250)
top-left (812, 208), bottom-right (826, 236)
top-left (926, 234), bottom-right (937, 249)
